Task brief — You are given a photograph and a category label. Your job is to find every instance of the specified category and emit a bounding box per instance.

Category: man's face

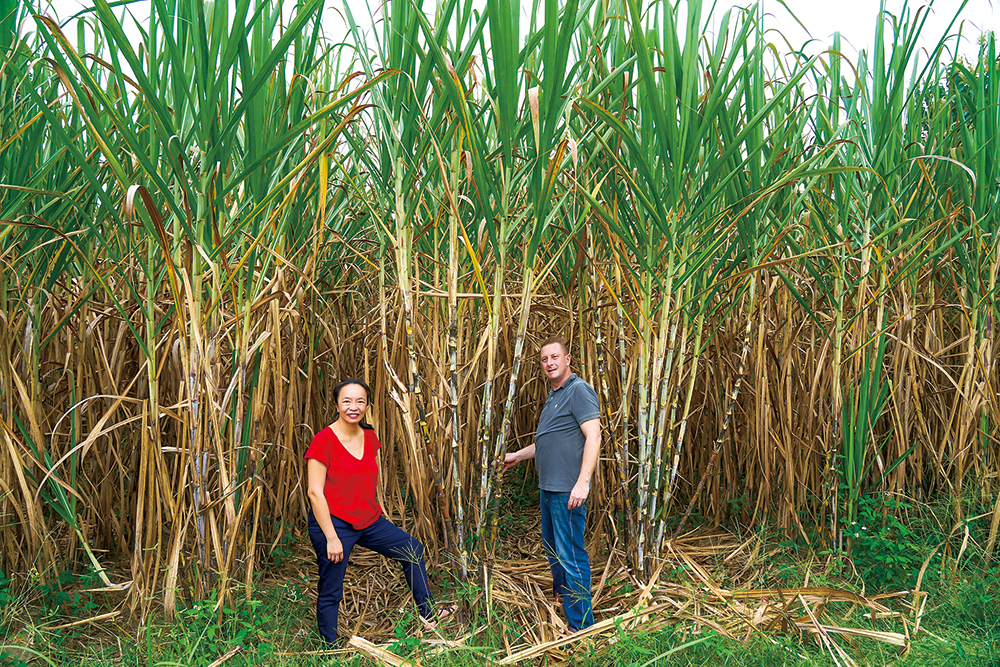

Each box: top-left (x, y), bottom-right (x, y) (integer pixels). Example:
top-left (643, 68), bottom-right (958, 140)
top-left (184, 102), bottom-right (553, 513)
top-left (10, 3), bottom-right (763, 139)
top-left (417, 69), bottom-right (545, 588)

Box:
top-left (539, 343), bottom-right (572, 387)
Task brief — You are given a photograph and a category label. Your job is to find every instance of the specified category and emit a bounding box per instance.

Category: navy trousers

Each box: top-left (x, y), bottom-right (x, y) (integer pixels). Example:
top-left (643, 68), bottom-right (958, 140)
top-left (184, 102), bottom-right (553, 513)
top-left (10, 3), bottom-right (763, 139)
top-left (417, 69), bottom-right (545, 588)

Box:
top-left (308, 510), bottom-right (434, 644)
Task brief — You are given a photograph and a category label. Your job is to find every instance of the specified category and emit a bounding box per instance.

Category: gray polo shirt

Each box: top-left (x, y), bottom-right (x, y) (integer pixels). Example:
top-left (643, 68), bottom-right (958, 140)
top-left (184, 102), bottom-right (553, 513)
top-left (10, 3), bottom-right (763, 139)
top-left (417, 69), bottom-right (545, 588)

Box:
top-left (534, 373), bottom-right (601, 492)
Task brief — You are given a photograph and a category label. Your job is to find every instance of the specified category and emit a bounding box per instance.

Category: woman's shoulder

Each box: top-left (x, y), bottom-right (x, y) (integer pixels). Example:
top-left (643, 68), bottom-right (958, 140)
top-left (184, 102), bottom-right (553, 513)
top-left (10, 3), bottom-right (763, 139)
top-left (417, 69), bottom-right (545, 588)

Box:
top-left (362, 425), bottom-right (381, 447)
top-left (308, 425), bottom-right (337, 448)
top-left (304, 425), bottom-right (336, 462)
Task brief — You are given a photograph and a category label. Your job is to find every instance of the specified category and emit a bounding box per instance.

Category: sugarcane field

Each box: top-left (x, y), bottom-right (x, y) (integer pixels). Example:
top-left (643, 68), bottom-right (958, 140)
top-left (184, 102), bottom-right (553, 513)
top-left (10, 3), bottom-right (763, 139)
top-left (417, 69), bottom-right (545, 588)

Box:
top-left (1, 0), bottom-right (999, 663)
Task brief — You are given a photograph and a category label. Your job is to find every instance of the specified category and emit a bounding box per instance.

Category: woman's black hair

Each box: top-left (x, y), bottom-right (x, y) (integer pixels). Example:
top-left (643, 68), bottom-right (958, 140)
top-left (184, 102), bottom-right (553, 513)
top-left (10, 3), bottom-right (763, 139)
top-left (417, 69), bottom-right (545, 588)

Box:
top-left (332, 378), bottom-right (374, 430)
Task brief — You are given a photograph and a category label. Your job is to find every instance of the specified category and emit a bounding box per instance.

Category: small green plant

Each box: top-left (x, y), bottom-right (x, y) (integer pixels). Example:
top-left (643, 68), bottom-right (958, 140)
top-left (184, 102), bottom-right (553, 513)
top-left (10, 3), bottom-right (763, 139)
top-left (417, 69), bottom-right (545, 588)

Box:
top-left (0, 647), bottom-right (37, 667)
top-left (846, 494), bottom-right (927, 591)
top-left (164, 590), bottom-right (278, 665)
top-left (35, 567), bottom-right (100, 623)
top-left (0, 569), bottom-right (11, 613)
top-left (387, 611), bottom-right (422, 656)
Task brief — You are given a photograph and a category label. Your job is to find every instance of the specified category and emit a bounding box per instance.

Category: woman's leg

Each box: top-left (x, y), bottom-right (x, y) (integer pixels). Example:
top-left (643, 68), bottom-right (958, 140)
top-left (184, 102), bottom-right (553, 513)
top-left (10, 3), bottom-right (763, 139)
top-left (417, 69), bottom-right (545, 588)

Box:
top-left (357, 516), bottom-right (434, 619)
top-left (308, 511), bottom-right (362, 644)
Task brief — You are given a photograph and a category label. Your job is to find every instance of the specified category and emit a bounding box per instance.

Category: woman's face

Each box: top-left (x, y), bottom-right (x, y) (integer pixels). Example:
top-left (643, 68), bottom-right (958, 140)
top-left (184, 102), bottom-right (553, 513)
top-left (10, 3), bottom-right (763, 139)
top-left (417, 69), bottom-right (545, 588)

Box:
top-left (336, 383), bottom-right (369, 425)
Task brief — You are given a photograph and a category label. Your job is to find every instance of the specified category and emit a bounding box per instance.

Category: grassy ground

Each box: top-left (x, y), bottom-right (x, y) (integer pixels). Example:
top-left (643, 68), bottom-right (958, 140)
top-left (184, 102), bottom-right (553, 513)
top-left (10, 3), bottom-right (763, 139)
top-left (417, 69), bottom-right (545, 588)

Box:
top-left (3, 496), bottom-right (1000, 666)
top-left (4, 574), bottom-right (998, 667)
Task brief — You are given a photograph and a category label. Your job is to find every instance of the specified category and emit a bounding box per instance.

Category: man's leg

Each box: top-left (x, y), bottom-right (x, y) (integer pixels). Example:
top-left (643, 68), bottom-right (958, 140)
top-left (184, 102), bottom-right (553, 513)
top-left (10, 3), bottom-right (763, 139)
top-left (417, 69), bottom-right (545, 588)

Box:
top-left (545, 493), bottom-right (594, 630)
top-left (308, 511), bottom-right (361, 644)
top-left (539, 490), bottom-right (567, 603)
top-left (357, 516), bottom-right (434, 620)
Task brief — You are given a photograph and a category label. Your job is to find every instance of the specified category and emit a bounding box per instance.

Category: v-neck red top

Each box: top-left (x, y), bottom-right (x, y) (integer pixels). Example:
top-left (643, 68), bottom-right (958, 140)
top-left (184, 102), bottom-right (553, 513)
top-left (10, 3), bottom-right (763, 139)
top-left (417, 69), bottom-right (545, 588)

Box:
top-left (304, 425), bottom-right (383, 529)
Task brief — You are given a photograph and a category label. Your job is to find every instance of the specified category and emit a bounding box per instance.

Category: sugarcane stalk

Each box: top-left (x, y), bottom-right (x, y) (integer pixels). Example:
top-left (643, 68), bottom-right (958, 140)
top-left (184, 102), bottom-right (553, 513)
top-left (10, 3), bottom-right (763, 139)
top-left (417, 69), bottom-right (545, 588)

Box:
top-left (476, 192), bottom-right (510, 552)
top-left (474, 263), bottom-right (504, 545)
top-left (655, 298), bottom-right (691, 552)
top-left (674, 278), bottom-right (756, 538)
top-left (826, 220), bottom-right (845, 547)
top-left (184, 150), bottom-right (211, 591)
top-left (593, 239), bottom-right (631, 555)
top-left (651, 278), bottom-right (687, 550)
top-left (447, 151), bottom-right (469, 581)
top-left (635, 270), bottom-right (652, 571)
top-left (984, 246), bottom-right (1000, 556)
top-left (639, 275), bottom-right (672, 565)
top-left (487, 264), bottom-right (535, 555)
top-left (132, 238), bottom-right (168, 615)
top-left (663, 291), bottom-right (705, 506)
top-left (617, 263), bottom-right (631, 554)
top-left (395, 158), bottom-right (452, 547)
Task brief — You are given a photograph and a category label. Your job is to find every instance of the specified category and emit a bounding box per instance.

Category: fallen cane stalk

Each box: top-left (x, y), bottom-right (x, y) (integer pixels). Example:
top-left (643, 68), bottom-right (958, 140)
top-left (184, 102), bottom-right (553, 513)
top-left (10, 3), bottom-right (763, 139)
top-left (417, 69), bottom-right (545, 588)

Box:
top-left (205, 646), bottom-right (244, 667)
top-left (349, 635), bottom-right (423, 667)
top-left (498, 602), bottom-right (675, 664)
top-left (46, 610), bottom-right (122, 630)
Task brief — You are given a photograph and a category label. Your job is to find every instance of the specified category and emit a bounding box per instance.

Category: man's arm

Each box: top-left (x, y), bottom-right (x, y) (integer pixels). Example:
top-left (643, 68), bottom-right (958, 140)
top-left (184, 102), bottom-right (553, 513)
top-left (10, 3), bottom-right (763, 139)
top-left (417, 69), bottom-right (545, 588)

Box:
top-left (502, 443), bottom-right (536, 472)
top-left (568, 418), bottom-right (601, 510)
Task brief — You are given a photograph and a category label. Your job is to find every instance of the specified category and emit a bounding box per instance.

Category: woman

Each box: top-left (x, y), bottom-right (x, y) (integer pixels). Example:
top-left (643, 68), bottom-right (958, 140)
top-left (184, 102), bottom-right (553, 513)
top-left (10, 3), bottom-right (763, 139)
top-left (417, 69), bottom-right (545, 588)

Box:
top-left (305, 378), bottom-right (445, 644)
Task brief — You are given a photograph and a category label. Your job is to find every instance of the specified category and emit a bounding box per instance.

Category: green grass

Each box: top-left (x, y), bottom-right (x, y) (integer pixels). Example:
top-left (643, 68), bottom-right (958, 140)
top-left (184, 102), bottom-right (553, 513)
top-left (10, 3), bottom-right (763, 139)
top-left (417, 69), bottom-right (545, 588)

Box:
top-left (4, 510), bottom-right (1000, 667)
top-left (4, 587), bottom-right (999, 667)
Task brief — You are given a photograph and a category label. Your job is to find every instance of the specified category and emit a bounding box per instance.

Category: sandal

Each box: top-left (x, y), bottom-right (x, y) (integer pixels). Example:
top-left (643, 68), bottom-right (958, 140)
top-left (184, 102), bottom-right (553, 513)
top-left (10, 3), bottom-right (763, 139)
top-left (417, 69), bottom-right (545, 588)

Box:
top-left (420, 603), bottom-right (458, 631)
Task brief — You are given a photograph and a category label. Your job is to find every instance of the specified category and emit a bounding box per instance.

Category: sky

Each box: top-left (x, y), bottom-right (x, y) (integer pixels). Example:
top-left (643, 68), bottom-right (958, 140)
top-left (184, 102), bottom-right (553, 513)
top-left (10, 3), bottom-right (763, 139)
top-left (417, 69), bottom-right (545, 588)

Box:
top-left (743, 0), bottom-right (995, 60)
top-left (23, 0), bottom-right (998, 65)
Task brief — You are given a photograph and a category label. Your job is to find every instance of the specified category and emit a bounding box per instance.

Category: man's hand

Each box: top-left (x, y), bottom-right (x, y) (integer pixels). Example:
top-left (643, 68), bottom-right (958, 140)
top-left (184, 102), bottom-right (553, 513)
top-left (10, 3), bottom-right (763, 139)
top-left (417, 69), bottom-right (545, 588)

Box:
top-left (326, 535), bottom-right (344, 563)
top-left (502, 451), bottom-right (522, 473)
top-left (568, 480), bottom-right (590, 510)
top-left (501, 443), bottom-right (535, 473)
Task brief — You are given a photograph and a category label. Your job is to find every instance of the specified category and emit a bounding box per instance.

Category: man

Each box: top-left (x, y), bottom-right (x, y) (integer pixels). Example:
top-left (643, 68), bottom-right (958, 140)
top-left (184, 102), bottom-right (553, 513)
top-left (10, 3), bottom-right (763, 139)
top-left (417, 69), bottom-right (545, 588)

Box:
top-left (503, 336), bottom-right (601, 631)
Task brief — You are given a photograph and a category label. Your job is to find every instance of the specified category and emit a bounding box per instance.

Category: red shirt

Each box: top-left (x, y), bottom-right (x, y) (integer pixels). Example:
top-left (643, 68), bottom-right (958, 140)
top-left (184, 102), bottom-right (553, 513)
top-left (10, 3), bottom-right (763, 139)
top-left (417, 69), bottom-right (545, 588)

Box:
top-left (304, 426), bottom-right (383, 529)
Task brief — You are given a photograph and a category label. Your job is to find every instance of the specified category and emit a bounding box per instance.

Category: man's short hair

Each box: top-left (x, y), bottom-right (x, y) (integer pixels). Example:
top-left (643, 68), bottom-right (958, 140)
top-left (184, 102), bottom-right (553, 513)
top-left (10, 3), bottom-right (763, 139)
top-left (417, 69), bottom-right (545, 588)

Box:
top-left (539, 336), bottom-right (569, 355)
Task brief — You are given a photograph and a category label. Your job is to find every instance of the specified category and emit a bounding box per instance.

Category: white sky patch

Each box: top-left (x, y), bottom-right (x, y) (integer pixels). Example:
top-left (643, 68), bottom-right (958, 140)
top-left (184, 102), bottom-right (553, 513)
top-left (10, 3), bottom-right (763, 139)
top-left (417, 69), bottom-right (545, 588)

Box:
top-left (22, 0), bottom-right (997, 74)
top-left (746, 0), bottom-right (995, 61)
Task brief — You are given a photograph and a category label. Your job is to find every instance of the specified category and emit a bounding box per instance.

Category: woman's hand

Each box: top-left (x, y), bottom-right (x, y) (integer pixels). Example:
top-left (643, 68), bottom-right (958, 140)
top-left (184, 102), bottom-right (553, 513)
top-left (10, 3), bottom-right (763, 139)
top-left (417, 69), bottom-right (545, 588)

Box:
top-left (326, 534), bottom-right (344, 563)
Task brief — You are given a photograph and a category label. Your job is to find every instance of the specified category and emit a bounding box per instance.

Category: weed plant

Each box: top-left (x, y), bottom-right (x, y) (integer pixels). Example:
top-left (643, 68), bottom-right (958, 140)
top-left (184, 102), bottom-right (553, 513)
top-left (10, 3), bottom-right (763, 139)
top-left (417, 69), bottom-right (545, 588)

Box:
top-left (4, 494), bottom-right (1000, 666)
top-left (844, 495), bottom-right (932, 592)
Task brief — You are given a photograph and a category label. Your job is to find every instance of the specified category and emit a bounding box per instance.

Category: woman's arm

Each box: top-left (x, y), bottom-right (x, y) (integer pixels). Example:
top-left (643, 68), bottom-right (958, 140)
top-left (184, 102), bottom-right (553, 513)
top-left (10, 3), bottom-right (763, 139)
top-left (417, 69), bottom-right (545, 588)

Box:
top-left (307, 458), bottom-right (344, 563)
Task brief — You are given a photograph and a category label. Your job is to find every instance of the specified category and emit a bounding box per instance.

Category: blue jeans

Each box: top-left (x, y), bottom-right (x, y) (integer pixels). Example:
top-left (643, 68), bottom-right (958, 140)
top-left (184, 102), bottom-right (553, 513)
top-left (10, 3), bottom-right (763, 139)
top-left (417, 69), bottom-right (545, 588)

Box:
top-left (308, 510), bottom-right (434, 644)
top-left (539, 490), bottom-right (594, 630)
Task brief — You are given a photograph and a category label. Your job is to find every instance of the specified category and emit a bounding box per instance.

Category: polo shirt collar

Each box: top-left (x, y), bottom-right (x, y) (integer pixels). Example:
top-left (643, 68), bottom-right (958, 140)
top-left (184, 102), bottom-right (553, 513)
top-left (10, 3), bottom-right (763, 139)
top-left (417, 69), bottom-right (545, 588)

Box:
top-left (549, 372), bottom-right (579, 394)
